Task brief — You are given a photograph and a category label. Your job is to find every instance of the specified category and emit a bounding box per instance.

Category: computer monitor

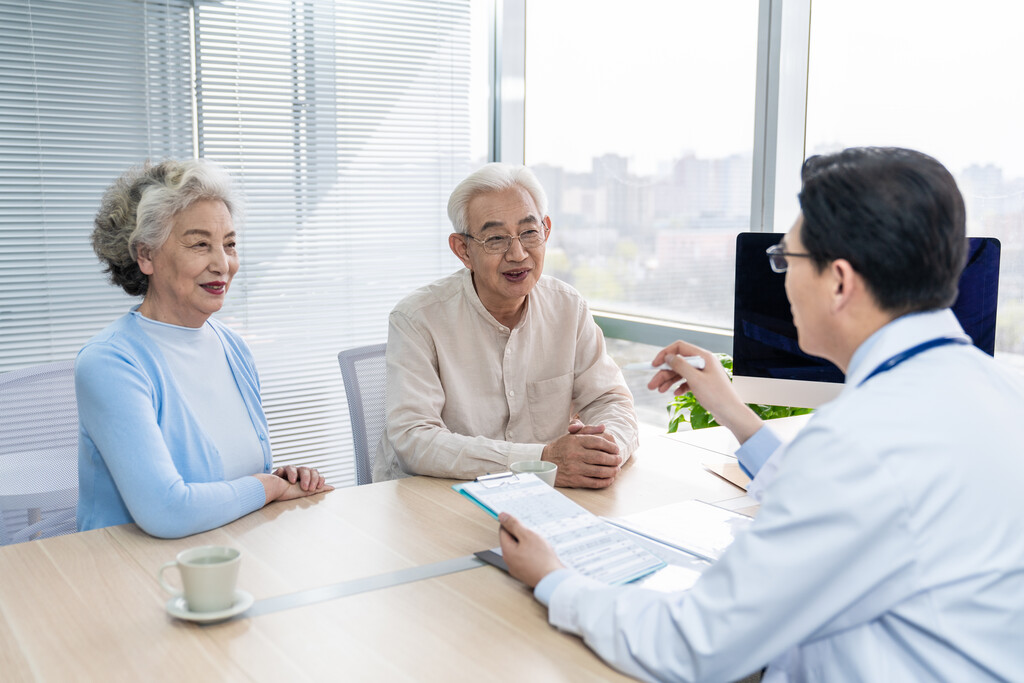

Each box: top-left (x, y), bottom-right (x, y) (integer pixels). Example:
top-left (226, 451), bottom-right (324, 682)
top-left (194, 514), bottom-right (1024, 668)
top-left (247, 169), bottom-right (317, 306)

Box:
top-left (731, 233), bottom-right (1000, 408)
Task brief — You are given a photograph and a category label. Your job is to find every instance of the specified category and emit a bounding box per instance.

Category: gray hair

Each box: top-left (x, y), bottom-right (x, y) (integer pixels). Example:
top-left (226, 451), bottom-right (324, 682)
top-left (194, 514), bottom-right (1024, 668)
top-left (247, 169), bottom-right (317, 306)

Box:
top-left (91, 159), bottom-right (241, 296)
top-left (446, 163), bottom-right (549, 235)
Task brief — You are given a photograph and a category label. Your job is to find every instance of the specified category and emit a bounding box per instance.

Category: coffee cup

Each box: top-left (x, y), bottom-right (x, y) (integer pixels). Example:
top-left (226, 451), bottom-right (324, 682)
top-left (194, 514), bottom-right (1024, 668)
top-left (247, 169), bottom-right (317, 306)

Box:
top-left (510, 460), bottom-right (558, 486)
top-left (158, 545), bottom-right (241, 613)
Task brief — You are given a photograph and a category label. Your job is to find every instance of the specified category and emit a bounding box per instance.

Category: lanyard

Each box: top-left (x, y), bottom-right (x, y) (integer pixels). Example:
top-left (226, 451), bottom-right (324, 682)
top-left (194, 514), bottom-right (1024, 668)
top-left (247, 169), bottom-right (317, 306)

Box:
top-left (858, 337), bottom-right (970, 387)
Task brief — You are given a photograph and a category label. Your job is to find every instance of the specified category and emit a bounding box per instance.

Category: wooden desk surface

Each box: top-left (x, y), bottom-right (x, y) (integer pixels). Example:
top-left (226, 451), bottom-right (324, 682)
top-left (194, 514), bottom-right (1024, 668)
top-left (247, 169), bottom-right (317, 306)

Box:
top-left (0, 430), bottom-right (749, 682)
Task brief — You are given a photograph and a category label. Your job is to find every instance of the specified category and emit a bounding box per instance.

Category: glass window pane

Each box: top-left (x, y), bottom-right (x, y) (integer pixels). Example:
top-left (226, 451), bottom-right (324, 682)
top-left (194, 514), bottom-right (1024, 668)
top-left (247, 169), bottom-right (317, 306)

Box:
top-left (805, 0), bottom-right (1024, 358)
top-left (525, 0), bottom-right (759, 328)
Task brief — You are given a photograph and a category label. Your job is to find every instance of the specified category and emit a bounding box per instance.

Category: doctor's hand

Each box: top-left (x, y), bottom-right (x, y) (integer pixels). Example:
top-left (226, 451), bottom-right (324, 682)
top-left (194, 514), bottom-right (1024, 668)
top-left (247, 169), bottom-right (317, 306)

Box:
top-left (498, 512), bottom-right (565, 588)
top-left (543, 424), bottom-right (622, 489)
top-left (648, 340), bottom-right (764, 445)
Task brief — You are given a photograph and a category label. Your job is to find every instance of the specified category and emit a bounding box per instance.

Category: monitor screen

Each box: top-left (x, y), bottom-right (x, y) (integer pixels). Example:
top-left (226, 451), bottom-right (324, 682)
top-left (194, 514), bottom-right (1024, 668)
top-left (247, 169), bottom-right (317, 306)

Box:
top-left (731, 233), bottom-right (1000, 408)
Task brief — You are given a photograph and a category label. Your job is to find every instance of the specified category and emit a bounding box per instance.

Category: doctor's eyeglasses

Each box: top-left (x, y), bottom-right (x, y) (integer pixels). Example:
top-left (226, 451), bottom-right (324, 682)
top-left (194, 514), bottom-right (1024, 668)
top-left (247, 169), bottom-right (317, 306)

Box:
top-left (766, 243), bottom-right (815, 273)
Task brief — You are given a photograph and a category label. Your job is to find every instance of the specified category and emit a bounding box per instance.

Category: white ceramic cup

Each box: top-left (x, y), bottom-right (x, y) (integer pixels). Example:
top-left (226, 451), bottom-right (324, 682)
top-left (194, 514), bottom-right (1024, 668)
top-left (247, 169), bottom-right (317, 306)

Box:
top-left (158, 545), bottom-right (241, 613)
top-left (510, 460), bottom-right (558, 487)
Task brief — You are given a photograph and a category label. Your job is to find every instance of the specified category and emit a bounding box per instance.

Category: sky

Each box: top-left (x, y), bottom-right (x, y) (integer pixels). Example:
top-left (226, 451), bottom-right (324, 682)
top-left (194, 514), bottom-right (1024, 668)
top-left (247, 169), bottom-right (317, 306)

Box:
top-left (517, 0), bottom-right (1024, 181)
top-left (525, 0), bottom-right (757, 176)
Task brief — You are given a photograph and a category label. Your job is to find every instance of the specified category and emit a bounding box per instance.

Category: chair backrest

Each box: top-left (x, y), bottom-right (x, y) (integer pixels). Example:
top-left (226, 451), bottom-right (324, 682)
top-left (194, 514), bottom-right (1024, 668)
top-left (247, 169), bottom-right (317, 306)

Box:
top-left (337, 344), bottom-right (387, 485)
top-left (0, 360), bottom-right (79, 544)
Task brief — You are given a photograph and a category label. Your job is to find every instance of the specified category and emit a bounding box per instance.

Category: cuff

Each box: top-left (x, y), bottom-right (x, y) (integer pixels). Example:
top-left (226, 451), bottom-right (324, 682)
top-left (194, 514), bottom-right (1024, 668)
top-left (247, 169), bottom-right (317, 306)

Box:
top-left (534, 568), bottom-right (574, 606)
top-left (239, 475), bottom-right (270, 513)
top-left (504, 443), bottom-right (547, 469)
top-left (605, 423), bottom-right (639, 463)
top-left (735, 425), bottom-right (782, 478)
top-left (544, 571), bottom-right (605, 635)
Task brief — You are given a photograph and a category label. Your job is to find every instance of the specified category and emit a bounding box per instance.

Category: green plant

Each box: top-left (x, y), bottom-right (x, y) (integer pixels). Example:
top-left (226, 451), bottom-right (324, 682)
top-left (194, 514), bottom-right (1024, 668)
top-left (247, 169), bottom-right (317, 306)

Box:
top-left (667, 354), bottom-right (813, 432)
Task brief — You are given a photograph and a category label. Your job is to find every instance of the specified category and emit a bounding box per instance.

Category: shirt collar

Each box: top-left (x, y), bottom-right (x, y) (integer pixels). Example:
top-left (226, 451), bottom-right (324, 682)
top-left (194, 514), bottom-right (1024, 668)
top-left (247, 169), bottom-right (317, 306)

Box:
top-left (459, 268), bottom-right (532, 333)
top-left (844, 308), bottom-right (969, 388)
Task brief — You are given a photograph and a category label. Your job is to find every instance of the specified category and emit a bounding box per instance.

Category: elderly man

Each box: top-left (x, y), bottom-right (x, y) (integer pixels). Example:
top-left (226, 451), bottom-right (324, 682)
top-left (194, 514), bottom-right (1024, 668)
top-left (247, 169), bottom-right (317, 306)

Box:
top-left (498, 147), bottom-right (1024, 681)
top-left (374, 163), bottom-right (638, 487)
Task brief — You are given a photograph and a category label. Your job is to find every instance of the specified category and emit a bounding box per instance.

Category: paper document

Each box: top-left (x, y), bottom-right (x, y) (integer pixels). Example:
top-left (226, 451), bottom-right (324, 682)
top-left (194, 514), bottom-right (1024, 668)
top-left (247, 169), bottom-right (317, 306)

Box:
top-left (607, 499), bottom-right (753, 563)
top-left (454, 473), bottom-right (665, 585)
top-left (476, 523), bottom-right (712, 593)
top-left (703, 461), bottom-right (751, 491)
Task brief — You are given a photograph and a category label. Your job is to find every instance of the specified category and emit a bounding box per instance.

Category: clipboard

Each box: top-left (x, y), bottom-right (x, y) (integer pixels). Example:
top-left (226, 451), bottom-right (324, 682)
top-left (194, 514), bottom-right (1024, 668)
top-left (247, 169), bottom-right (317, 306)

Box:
top-left (454, 473), bottom-right (665, 585)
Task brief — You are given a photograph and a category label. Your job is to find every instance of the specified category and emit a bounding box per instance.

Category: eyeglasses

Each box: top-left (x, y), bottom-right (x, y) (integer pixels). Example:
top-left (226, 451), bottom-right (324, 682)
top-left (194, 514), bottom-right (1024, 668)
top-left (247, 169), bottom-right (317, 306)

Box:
top-left (766, 243), bottom-right (815, 273)
top-left (461, 227), bottom-right (548, 254)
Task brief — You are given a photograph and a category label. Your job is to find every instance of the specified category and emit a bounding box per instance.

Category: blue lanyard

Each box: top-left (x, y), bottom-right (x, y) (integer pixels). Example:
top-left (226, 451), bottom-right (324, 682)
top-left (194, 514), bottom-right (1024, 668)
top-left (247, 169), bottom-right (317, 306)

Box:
top-left (858, 337), bottom-right (969, 387)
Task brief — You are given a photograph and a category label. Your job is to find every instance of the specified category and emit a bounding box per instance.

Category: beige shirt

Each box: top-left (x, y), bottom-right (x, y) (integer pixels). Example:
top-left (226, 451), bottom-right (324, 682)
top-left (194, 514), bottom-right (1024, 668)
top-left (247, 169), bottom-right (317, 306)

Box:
top-left (374, 269), bottom-right (638, 481)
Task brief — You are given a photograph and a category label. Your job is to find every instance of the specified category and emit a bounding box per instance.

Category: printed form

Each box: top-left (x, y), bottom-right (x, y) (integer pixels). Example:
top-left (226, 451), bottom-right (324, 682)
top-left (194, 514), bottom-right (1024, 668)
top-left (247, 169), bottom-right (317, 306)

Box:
top-left (455, 473), bottom-right (665, 585)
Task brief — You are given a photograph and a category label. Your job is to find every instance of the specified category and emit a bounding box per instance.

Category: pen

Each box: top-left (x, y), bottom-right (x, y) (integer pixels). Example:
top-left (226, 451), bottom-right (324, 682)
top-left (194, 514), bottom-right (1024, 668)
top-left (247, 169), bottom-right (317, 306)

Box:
top-left (623, 355), bottom-right (706, 372)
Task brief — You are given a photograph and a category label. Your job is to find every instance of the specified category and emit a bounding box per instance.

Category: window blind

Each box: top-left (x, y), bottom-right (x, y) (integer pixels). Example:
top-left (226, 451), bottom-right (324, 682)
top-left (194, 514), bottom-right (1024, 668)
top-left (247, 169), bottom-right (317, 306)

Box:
top-left (0, 0), bottom-right (194, 369)
top-left (195, 0), bottom-right (480, 485)
top-left (1, 0), bottom-right (485, 488)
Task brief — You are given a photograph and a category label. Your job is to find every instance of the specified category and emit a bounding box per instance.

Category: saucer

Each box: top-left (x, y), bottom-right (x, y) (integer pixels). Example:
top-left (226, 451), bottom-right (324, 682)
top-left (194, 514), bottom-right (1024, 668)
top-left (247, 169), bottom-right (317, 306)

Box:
top-left (166, 589), bottom-right (254, 623)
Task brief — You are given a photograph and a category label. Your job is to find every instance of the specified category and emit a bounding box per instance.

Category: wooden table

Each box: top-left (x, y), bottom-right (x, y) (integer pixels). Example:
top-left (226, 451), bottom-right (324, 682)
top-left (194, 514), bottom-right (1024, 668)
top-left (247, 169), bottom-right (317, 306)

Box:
top-left (0, 428), bottom-right (751, 682)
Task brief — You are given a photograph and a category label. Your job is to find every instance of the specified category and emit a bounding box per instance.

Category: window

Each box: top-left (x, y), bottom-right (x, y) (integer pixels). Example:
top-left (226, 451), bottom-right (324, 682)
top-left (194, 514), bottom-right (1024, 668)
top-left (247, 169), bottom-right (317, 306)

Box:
top-left (0, 0), bottom-right (490, 486)
top-left (0, 0), bottom-right (194, 369)
top-left (804, 0), bottom-right (1024, 358)
top-left (524, 0), bottom-right (760, 329)
top-left (193, 0), bottom-right (489, 481)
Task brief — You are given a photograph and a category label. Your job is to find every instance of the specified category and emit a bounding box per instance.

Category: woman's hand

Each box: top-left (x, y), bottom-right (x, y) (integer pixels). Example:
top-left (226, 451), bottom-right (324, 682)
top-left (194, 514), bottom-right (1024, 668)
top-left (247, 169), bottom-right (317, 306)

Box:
top-left (273, 465), bottom-right (327, 492)
top-left (256, 467), bottom-right (334, 504)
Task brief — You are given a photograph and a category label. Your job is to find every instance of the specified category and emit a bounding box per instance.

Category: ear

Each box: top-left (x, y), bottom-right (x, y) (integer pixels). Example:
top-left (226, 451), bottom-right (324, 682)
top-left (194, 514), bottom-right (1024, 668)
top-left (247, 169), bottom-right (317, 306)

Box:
top-left (829, 258), bottom-right (860, 312)
top-left (448, 232), bottom-right (472, 269)
top-left (543, 215), bottom-right (552, 239)
top-left (137, 244), bottom-right (156, 276)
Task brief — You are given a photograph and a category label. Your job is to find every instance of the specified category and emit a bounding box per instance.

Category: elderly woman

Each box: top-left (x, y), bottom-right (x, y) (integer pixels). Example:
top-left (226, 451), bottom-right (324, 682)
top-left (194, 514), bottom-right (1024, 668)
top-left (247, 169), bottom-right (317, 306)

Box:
top-left (76, 159), bottom-right (331, 538)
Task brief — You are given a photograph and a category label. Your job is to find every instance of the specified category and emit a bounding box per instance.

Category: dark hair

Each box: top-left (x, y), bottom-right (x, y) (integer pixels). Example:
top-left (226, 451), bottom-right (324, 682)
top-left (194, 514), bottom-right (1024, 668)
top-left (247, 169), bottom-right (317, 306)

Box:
top-left (797, 147), bottom-right (967, 314)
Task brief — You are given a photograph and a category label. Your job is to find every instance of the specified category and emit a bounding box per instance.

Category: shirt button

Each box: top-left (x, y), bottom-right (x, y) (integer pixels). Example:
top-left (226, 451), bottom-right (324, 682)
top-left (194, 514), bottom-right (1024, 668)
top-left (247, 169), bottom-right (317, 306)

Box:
top-left (508, 390), bottom-right (515, 397)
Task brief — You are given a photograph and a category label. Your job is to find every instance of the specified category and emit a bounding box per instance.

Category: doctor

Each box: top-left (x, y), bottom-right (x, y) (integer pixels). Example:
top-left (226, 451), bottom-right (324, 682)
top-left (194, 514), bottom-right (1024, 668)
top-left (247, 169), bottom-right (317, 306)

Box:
top-left (497, 147), bottom-right (1024, 682)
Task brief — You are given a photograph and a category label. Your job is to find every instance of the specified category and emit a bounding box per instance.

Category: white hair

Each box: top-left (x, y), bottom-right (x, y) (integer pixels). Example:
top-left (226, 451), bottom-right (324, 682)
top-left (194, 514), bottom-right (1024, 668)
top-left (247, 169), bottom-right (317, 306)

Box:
top-left (92, 158), bottom-right (241, 296)
top-left (131, 159), bottom-right (239, 259)
top-left (446, 163), bottom-right (549, 234)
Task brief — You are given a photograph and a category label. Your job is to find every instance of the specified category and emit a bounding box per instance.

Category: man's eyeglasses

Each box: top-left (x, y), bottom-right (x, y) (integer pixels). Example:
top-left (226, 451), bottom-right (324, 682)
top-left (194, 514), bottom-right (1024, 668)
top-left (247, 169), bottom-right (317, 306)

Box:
top-left (461, 227), bottom-right (548, 255)
top-left (766, 243), bottom-right (814, 273)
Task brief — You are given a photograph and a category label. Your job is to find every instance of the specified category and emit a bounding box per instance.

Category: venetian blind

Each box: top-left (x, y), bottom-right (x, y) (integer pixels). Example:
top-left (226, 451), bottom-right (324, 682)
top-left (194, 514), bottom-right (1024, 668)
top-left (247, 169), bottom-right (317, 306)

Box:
top-left (0, 0), bottom-right (194, 369)
top-left (192, 0), bottom-right (479, 485)
top-left (1, 0), bottom-right (483, 487)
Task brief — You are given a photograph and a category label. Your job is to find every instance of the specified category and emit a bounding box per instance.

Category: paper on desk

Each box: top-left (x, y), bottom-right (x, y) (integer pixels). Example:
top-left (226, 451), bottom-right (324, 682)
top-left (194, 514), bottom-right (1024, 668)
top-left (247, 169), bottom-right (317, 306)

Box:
top-left (476, 527), bottom-right (710, 593)
top-left (454, 474), bottom-right (666, 585)
top-left (607, 499), bottom-right (753, 563)
top-left (703, 461), bottom-right (750, 491)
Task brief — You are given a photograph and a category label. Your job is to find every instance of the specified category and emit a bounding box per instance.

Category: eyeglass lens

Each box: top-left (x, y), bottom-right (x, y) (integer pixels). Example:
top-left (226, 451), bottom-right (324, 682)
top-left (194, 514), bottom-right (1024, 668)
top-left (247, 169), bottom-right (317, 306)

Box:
top-left (766, 245), bottom-right (788, 273)
top-left (479, 230), bottom-right (545, 254)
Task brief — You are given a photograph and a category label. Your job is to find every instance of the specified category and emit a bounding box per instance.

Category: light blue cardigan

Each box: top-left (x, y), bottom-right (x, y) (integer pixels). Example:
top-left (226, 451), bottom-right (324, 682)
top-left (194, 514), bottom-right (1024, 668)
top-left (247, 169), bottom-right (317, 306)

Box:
top-left (75, 310), bottom-right (271, 538)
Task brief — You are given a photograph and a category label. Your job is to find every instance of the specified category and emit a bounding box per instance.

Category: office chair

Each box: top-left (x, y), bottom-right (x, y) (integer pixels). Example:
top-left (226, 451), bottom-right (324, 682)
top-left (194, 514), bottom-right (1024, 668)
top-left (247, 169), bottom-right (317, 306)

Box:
top-left (337, 344), bottom-right (387, 486)
top-left (0, 360), bottom-right (79, 545)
